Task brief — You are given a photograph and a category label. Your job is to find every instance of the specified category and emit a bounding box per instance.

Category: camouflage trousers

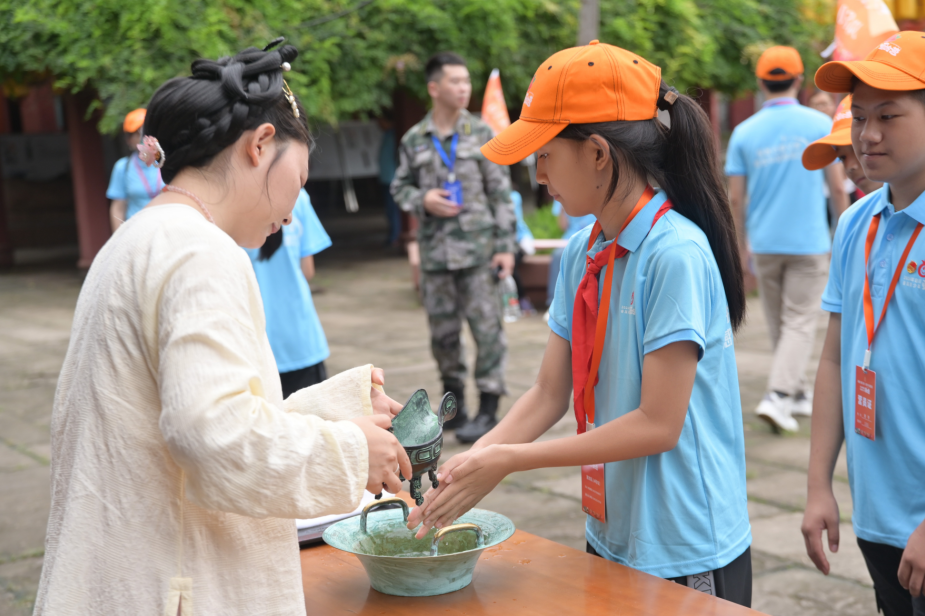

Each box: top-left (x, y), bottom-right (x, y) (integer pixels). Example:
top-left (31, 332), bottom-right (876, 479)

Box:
top-left (420, 264), bottom-right (507, 396)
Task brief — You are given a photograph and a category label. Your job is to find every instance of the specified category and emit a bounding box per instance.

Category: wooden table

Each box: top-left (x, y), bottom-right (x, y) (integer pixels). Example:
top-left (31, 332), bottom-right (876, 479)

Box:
top-left (301, 496), bottom-right (766, 615)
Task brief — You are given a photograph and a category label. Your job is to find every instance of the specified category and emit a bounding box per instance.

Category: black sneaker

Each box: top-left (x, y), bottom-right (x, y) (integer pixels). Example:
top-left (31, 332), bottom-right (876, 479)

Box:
top-left (455, 413), bottom-right (497, 443)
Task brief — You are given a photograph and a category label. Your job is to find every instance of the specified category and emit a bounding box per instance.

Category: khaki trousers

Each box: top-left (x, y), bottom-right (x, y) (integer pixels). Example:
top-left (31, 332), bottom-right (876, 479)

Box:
top-left (753, 253), bottom-right (829, 396)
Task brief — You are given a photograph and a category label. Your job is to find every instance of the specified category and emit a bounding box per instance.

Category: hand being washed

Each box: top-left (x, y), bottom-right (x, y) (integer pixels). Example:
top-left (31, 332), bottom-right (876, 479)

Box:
top-left (406, 444), bottom-right (514, 539)
top-left (370, 367), bottom-right (403, 417)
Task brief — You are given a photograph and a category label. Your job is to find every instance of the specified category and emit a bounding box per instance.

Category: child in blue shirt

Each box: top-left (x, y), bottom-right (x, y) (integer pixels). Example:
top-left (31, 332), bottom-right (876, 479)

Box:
top-left (245, 189), bottom-right (332, 396)
top-left (406, 42), bottom-right (752, 606)
top-left (106, 109), bottom-right (163, 231)
top-left (802, 32), bottom-right (925, 615)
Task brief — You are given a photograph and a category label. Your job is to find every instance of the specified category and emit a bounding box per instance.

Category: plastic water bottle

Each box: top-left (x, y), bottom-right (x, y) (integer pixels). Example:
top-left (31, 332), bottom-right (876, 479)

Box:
top-left (499, 275), bottom-right (521, 323)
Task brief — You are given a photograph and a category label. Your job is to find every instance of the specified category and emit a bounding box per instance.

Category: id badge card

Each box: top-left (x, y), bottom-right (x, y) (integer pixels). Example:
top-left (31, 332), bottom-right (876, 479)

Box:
top-left (855, 366), bottom-right (876, 441)
top-left (581, 423), bottom-right (606, 521)
top-left (443, 179), bottom-right (463, 207)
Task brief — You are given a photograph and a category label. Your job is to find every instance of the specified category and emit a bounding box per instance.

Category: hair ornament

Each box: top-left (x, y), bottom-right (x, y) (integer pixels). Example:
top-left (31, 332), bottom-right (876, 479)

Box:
top-left (657, 86), bottom-right (680, 110)
top-left (137, 135), bottom-right (166, 168)
top-left (281, 62), bottom-right (291, 72)
top-left (282, 80), bottom-right (299, 118)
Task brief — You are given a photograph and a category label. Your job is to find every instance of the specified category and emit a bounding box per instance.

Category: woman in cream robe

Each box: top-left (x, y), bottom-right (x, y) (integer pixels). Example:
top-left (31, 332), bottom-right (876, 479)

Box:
top-left (33, 202), bottom-right (377, 615)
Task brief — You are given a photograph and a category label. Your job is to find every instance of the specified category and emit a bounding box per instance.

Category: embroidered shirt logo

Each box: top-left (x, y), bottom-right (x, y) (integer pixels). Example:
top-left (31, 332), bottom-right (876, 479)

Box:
top-left (620, 292), bottom-right (636, 316)
top-left (878, 41), bottom-right (901, 56)
top-left (901, 259), bottom-right (925, 290)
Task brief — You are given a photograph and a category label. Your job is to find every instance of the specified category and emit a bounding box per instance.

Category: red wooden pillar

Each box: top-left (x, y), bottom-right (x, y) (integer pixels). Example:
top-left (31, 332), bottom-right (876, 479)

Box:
top-left (728, 95), bottom-right (756, 131)
top-left (0, 90), bottom-right (13, 266)
top-left (64, 92), bottom-right (110, 268)
top-left (695, 88), bottom-right (722, 154)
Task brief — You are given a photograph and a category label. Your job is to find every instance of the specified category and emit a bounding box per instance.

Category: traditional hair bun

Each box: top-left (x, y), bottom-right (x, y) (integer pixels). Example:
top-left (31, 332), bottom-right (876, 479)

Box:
top-left (143, 43), bottom-right (308, 183)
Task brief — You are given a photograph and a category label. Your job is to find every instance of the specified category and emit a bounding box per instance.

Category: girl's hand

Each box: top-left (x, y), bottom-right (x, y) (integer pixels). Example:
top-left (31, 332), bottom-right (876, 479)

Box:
top-left (350, 415), bottom-right (412, 495)
top-left (801, 487), bottom-right (840, 575)
top-left (408, 444), bottom-right (514, 539)
top-left (370, 368), bottom-right (403, 417)
top-left (406, 449), bottom-right (477, 530)
top-left (899, 519), bottom-right (925, 597)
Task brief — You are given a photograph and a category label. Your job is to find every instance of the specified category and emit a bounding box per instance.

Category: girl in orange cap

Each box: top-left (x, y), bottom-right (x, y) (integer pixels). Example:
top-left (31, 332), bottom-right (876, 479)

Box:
top-left (105, 108), bottom-right (164, 231)
top-left (406, 41), bottom-right (752, 605)
top-left (803, 31), bottom-right (925, 616)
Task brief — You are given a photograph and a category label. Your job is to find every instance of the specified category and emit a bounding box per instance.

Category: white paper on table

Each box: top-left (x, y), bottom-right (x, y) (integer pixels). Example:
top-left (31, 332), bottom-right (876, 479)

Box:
top-left (295, 491), bottom-right (393, 531)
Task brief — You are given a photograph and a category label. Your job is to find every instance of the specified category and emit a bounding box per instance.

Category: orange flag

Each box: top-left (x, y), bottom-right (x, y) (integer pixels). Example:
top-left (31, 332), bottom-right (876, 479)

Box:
top-left (832, 0), bottom-right (899, 60)
top-left (481, 69), bottom-right (511, 136)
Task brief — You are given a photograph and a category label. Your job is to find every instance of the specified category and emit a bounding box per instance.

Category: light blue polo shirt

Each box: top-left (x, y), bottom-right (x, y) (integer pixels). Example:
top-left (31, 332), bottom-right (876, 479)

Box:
top-left (725, 100), bottom-right (832, 255)
top-left (106, 154), bottom-right (164, 220)
top-left (244, 189), bottom-right (332, 373)
top-left (548, 191), bottom-right (751, 578)
top-left (821, 186), bottom-right (925, 549)
top-left (551, 200), bottom-right (596, 240)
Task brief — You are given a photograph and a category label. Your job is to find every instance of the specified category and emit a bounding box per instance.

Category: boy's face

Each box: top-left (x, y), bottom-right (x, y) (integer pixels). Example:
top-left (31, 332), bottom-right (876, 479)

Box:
top-left (851, 83), bottom-right (925, 187)
top-left (427, 65), bottom-right (472, 112)
top-left (833, 144), bottom-right (882, 195)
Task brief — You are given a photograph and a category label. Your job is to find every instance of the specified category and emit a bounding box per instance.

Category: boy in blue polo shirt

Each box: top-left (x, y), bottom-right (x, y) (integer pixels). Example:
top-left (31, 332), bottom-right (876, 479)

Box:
top-left (245, 189), bottom-right (332, 396)
top-left (726, 46), bottom-right (849, 432)
top-left (802, 32), bottom-right (925, 616)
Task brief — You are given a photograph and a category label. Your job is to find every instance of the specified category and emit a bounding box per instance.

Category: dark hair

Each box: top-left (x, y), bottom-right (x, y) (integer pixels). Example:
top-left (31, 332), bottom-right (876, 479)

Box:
top-left (259, 227), bottom-right (284, 260)
top-left (557, 82), bottom-right (746, 331)
top-left (425, 52), bottom-right (467, 83)
top-left (144, 43), bottom-right (312, 183)
top-left (762, 78), bottom-right (796, 93)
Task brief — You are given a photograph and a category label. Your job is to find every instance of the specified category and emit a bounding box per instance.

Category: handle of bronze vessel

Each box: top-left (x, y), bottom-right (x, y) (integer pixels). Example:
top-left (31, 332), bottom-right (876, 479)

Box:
top-left (360, 497), bottom-right (409, 533)
top-left (430, 523), bottom-right (484, 556)
top-left (438, 392), bottom-right (457, 425)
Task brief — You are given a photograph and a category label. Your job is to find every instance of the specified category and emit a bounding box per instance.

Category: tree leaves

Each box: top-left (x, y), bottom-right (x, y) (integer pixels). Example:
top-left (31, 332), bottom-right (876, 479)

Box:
top-left (0, 0), bottom-right (831, 133)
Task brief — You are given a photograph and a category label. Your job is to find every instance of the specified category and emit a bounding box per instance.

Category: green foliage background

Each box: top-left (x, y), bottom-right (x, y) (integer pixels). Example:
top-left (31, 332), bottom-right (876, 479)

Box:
top-left (0, 0), bottom-right (832, 133)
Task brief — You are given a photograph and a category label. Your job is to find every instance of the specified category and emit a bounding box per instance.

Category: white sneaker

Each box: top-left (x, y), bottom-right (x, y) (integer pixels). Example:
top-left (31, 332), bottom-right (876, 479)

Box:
top-left (756, 392), bottom-right (799, 433)
top-left (791, 391), bottom-right (813, 417)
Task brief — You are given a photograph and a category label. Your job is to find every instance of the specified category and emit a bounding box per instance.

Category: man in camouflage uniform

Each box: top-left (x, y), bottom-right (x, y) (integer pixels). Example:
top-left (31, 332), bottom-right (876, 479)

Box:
top-left (391, 52), bottom-right (517, 443)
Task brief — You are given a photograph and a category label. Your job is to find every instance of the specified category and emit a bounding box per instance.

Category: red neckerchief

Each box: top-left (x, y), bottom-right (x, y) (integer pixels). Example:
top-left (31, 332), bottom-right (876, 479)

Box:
top-left (570, 187), bottom-right (672, 434)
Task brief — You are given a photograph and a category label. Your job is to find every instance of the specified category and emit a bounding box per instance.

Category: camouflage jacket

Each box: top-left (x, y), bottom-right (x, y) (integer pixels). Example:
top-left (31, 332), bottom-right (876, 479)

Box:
top-left (391, 109), bottom-right (517, 272)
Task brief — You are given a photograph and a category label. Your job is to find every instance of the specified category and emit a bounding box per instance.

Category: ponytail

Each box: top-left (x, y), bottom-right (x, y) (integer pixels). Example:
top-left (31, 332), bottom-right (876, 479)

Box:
top-left (657, 83), bottom-right (746, 331)
top-left (558, 82), bottom-right (746, 331)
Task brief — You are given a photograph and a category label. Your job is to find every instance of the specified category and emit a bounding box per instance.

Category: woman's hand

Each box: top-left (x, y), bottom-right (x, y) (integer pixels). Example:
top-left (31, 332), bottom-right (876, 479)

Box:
top-left (350, 415), bottom-right (412, 495)
top-left (407, 444), bottom-right (515, 539)
top-left (370, 367), bottom-right (403, 417)
top-left (801, 486), bottom-right (840, 575)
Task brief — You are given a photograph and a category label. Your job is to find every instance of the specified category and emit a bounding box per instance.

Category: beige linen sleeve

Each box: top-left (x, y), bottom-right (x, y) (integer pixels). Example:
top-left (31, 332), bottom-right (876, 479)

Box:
top-left (155, 245), bottom-right (368, 520)
top-left (283, 364), bottom-right (375, 420)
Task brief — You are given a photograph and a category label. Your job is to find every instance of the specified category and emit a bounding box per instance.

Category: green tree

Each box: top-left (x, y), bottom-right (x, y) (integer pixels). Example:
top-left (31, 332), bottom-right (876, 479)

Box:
top-left (0, 0), bottom-right (832, 133)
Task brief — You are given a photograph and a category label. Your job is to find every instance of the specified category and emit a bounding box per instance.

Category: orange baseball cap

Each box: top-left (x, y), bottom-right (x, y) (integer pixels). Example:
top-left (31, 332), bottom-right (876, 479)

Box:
top-left (756, 46), bottom-right (804, 81)
top-left (480, 40), bottom-right (662, 165)
top-left (123, 108), bottom-right (146, 133)
top-left (815, 31), bottom-right (925, 93)
top-left (802, 95), bottom-right (853, 170)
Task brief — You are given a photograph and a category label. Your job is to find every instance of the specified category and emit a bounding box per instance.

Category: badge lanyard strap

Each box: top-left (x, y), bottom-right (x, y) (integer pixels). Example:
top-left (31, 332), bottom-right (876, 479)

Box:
top-left (132, 154), bottom-right (164, 199)
top-left (583, 186), bottom-right (656, 428)
top-left (431, 134), bottom-right (459, 182)
top-left (862, 213), bottom-right (923, 370)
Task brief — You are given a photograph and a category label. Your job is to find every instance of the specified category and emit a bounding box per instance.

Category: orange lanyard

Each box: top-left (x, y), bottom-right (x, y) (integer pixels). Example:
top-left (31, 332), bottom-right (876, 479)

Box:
top-left (582, 187), bottom-right (656, 426)
top-left (861, 213), bottom-right (922, 370)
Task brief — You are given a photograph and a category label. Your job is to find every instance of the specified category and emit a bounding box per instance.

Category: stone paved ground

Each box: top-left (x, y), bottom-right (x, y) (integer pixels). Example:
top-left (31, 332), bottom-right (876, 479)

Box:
top-left (0, 249), bottom-right (877, 615)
